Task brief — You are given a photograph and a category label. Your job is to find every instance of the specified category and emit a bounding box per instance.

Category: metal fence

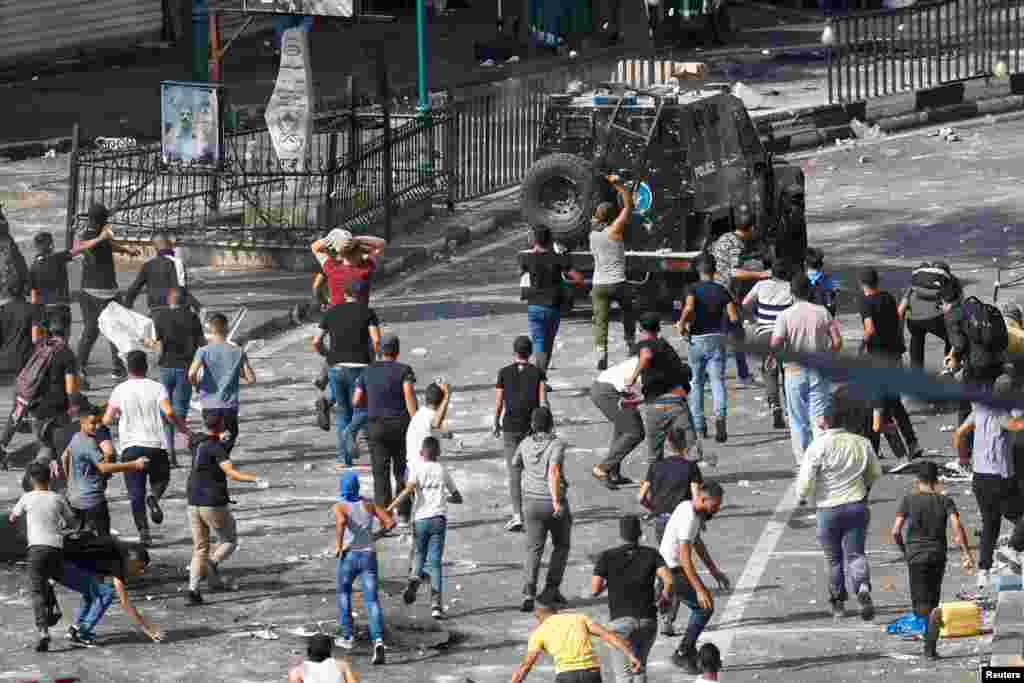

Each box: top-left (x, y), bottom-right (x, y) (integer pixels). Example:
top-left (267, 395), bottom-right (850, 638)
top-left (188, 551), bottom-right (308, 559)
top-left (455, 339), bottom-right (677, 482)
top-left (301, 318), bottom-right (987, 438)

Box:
top-left (827, 0), bottom-right (1024, 103)
top-left (70, 109), bottom-right (448, 245)
top-left (69, 50), bottom-right (709, 245)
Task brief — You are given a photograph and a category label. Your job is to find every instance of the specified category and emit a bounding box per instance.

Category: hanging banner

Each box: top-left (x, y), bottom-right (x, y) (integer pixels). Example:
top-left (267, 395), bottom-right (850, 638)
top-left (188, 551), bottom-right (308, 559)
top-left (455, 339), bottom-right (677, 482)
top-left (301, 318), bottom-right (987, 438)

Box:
top-left (242, 0), bottom-right (354, 18)
top-left (160, 81), bottom-right (224, 166)
top-left (265, 27), bottom-right (315, 192)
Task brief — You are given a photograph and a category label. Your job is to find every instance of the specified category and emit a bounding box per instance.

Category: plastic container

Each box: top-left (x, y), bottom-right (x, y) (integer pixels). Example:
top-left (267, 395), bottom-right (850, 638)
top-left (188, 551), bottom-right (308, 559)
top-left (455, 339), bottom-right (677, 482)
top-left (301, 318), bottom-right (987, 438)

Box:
top-left (939, 600), bottom-right (982, 638)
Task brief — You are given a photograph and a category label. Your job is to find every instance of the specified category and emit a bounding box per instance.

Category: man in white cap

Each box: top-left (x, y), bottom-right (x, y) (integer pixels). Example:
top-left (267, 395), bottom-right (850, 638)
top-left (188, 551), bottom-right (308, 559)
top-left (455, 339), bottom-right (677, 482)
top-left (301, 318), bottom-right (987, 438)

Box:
top-left (310, 229), bottom-right (386, 307)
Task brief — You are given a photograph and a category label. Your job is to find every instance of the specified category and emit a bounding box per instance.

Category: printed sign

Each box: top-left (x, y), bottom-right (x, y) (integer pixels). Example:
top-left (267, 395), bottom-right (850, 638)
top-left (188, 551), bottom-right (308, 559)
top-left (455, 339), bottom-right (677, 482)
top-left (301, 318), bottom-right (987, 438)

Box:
top-left (242, 0), bottom-right (354, 18)
top-left (265, 27), bottom-right (314, 191)
top-left (160, 81), bottom-right (224, 166)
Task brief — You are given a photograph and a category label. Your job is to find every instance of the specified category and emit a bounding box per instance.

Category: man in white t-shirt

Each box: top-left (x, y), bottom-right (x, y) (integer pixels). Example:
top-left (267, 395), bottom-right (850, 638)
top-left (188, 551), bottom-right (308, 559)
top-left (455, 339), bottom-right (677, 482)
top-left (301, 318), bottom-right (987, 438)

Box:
top-left (389, 436), bottom-right (462, 619)
top-left (743, 260), bottom-right (794, 429)
top-left (659, 481), bottom-right (728, 675)
top-left (103, 350), bottom-right (192, 546)
top-left (589, 356), bottom-right (644, 490)
top-left (405, 381), bottom-right (451, 481)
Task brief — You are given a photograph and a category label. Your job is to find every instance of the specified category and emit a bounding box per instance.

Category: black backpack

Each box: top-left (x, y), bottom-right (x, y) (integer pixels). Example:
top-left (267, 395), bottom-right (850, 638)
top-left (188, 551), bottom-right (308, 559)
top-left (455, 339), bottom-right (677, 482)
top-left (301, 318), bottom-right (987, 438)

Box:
top-left (14, 336), bottom-right (66, 409)
top-left (911, 264), bottom-right (956, 302)
top-left (961, 296), bottom-right (1009, 354)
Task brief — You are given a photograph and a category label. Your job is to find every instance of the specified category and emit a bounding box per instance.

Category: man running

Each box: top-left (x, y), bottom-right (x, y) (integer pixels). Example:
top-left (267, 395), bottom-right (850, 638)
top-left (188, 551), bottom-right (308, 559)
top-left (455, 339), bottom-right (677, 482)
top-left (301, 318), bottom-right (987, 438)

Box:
top-left (511, 590), bottom-right (643, 683)
top-left (189, 313), bottom-right (256, 454)
top-left (743, 260), bottom-right (794, 429)
top-left (592, 515), bottom-right (673, 682)
top-left (495, 336), bottom-right (547, 532)
top-left (104, 350), bottom-right (192, 546)
top-left (123, 233), bottom-right (201, 313)
top-left (590, 355), bottom-right (644, 490)
top-left (660, 481), bottom-right (729, 673)
top-left (626, 313), bottom-right (697, 466)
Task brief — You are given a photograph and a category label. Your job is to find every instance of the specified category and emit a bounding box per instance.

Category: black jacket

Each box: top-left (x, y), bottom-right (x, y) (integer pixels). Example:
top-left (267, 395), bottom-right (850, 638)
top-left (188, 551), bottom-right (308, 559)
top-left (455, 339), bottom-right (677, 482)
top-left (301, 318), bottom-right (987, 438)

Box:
top-left (124, 254), bottom-right (200, 311)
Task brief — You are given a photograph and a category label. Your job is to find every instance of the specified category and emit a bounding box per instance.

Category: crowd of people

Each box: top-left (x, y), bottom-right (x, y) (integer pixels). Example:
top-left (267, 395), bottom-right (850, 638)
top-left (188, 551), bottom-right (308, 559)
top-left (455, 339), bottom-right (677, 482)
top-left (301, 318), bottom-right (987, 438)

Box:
top-left (2, 189), bottom-right (1024, 682)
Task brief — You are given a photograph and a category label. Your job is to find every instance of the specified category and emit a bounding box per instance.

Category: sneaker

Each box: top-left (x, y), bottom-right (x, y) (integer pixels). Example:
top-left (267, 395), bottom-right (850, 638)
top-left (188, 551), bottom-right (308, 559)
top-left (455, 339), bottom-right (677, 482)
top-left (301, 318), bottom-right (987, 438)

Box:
top-left (186, 590), bottom-right (204, 606)
top-left (609, 474), bottom-right (634, 487)
top-left (976, 568), bottom-right (991, 590)
top-left (372, 639), bottom-right (386, 665)
top-left (671, 647), bottom-right (699, 674)
top-left (145, 495), bottom-right (164, 525)
top-left (207, 562), bottom-right (224, 591)
top-left (504, 516), bottom-right (523, 533)
top-left (315, 397), bottom-right (331, 432)
top-left (998, 547), bottom-right (1023, 572)
top-left (829, 600), bottom-right (846, 619)
top-left (700, 424), bottom-right (709, 439)
top-left (772, 406), bottom-right (786, 429)
top-left (715, 418), bottom-right (727, 443)
top-left (857, 586), bottom-right (875, 621)
top-left (888, 458), bottom-right (914, 474)
top-left (403, 578), bottom-right (421, 605)
top-left (334, 635), bottom-right (355, 650)
top-left (521, 597), bottom-right (534, 612)
top-left (35, 635), bottom-right (50, 652)
top-left (69, 629), bottom-right (96, 648)
top-left (596, 354), bottom-right (608, 371)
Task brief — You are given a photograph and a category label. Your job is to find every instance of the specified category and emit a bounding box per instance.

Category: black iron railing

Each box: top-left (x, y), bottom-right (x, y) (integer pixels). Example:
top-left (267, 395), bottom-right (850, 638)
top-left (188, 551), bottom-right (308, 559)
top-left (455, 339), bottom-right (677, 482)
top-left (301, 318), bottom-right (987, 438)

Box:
top-left (71, 109), bottom-right (448, 245)
top-left (827, 0), bottom-right (1024, 103)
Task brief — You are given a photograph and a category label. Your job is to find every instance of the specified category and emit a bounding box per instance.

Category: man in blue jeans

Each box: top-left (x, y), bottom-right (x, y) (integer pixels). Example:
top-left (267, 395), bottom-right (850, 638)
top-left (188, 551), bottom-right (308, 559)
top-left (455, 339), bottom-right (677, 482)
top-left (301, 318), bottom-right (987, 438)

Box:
top-left (771, 272), bottom-right (843, 469)
top-left (314, 285), bottom-right (380, 468)
top-left (677, 255), bottom-right (739, 443)
top-left (189, 313), bottom-right (256, 456)
top-left (659, 481), bottom-right (728, 674)
top-left (150, 287), bottom-right (205, 468)
top-left (61, 535), bottom-right (162, 646)
top-left (390, 436), bottom-right (463, 619)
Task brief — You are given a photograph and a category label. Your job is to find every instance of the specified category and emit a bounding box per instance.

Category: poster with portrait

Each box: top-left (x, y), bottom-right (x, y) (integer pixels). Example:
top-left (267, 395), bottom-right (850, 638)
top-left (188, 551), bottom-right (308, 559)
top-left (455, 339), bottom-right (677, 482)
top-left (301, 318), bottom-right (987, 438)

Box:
top-left (242, 0), bottom-right (354, 18)
top-left (160, 81), bottom-right (224, 166)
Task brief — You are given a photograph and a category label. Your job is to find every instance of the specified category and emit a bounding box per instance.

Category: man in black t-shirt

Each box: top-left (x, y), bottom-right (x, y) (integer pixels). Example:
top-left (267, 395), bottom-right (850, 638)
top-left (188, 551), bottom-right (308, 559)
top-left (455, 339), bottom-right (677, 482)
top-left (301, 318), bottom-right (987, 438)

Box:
top-left (60, 535), bottom-right (163, 645)
top-left (677, 255), bottom-right (739, 444)
top-left (639, 423), bottom-right (703, 545)
top-left (74, 203), bottom-right (140, 384)
top-left (353, 334), bottom-right (417, 523)
top-left (627, 314), bottom-right (698, 466)
top-left (859, 267), bottom-right (920, 463)
top-left (519, 225), bottom-right (584, 375)
top-left (494, 335), bottom-right (547, 532)
top-left (185, 412), bottom-right (266, 606)
top-left (592, 515), bottom-right (673, 681)
top-left (313, 292), bottom-right (381, 467)
top-left (150, 287), bottom-right (205, 468)
top-left (28, 231), bottom-right (85, 335)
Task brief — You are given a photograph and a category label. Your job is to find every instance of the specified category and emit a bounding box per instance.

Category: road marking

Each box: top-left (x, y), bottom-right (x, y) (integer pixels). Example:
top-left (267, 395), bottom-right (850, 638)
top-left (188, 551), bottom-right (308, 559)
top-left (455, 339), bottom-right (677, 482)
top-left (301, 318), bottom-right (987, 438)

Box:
top-left (699, 481), bottom-right (802, 675)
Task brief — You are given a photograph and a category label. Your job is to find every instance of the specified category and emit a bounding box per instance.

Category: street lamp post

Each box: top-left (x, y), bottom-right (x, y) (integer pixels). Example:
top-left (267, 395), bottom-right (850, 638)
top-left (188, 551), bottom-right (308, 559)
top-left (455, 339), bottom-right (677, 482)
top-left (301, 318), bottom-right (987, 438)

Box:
top-left (416, 0), bottom-right (430, 115)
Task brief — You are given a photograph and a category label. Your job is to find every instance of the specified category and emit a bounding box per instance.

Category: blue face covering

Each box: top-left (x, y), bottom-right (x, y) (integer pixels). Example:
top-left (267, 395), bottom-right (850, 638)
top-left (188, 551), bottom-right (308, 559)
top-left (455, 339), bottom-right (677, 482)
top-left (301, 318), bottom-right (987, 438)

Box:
top-left (339, 471), bottom-right (361, 502)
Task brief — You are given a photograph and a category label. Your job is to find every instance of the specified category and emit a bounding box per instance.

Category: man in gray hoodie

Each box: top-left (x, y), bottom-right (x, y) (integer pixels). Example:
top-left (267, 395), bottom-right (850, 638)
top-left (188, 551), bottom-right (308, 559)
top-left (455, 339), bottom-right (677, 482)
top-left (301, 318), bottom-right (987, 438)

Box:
top-left (513, 406), bottom-right (571, 613)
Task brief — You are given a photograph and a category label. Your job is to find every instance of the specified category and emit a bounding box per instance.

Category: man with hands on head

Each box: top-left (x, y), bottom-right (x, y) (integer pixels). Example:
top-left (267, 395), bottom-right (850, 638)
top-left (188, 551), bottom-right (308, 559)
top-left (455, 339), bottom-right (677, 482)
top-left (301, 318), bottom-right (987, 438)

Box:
top-left (589, 174), bottom-right (638, 371)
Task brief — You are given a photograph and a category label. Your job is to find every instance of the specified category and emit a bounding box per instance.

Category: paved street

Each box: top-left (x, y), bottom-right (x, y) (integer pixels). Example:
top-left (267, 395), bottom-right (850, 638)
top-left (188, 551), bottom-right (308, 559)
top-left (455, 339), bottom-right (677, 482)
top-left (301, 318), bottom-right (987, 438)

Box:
top-left (2, 116), bottom-right (1023, 682)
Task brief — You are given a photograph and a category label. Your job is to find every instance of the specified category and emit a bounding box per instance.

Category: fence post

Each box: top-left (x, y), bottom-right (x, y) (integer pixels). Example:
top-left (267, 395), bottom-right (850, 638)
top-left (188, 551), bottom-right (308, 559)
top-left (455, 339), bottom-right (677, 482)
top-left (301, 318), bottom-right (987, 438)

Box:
top-left (326, 130), bottom-right (340, 226)
top-left (445, 94), bottom-right (458, 212)
top-left (64, 123), bottom-right (81, 250)
top-left (346, 75), bottom-right (359, 189)
top-left (378, 58), bottom-right (393, 243)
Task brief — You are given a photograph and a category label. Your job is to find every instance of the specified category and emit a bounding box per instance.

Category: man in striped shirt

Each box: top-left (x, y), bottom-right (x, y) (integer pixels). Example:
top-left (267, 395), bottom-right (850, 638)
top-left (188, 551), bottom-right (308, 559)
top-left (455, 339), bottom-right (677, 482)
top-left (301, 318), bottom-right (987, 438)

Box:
top-left (743, 260), bottom-right (794, 429)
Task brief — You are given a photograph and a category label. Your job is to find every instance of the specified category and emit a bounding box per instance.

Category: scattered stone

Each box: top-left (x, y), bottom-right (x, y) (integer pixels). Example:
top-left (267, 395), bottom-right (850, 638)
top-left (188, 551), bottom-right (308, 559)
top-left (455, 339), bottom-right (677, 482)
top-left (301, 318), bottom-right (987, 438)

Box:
top-left (858, 155), bottom-right (870, 164)
top-left (851, 119), bottom-right (884, 141)
top-left (303, 463), bottom-right (315, 471)
top-left (737, 480), bottom-right (751, 488)
top-left (411, 347), bottom-right (429, 356)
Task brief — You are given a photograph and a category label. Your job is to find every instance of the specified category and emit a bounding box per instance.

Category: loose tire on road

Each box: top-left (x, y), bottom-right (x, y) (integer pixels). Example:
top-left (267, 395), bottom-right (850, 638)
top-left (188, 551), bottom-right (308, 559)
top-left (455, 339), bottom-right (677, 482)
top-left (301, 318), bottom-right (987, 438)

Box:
top-left (521, 153), bottom-right (597, 242)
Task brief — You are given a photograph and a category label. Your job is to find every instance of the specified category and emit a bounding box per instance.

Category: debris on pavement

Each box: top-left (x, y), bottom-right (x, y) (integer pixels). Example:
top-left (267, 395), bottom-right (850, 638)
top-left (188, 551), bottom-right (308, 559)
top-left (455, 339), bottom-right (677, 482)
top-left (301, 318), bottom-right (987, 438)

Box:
top-left (731, 82), bottom-right (764, 110)
top-left (851, 119), bottom-right (884, 141)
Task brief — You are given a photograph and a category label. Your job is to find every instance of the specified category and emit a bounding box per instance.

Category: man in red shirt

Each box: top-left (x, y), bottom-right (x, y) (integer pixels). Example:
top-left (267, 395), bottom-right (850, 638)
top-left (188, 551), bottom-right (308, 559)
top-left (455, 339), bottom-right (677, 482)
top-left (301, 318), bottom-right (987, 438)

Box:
top-left (310, 230), bottom-right (386, 306)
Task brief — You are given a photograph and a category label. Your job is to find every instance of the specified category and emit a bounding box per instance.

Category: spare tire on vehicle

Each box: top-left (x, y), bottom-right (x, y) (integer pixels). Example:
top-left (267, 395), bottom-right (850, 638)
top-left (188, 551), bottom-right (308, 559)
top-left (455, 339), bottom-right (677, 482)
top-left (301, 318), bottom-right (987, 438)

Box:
top-left (521, 153), bottom-right (598, 243)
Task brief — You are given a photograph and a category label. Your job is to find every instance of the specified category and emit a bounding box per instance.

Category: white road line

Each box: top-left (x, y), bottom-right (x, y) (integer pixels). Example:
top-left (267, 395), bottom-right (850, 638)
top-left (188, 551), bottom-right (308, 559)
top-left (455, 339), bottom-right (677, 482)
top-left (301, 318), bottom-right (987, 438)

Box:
top-left (695, 481), bottom-right (802, 678)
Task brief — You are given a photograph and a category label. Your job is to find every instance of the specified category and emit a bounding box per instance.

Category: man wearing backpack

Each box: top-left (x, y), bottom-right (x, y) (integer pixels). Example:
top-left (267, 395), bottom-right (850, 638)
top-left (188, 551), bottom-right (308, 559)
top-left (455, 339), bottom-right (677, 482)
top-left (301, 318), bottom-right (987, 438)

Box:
top-left (0, 316), bottom-right (79, 470)
top-left (806, 247), bottom-right (838, 317)
top-left (945, 287), bottom-right (1008, 471)
top-left (899, 262), bottom-right (958, 370)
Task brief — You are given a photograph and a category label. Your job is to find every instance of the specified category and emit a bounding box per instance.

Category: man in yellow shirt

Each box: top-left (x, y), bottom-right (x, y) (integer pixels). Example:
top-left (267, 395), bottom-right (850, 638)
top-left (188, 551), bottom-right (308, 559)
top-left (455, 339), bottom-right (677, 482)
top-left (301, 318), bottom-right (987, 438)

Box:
top-left (511, 591), bottom-right (643, 682)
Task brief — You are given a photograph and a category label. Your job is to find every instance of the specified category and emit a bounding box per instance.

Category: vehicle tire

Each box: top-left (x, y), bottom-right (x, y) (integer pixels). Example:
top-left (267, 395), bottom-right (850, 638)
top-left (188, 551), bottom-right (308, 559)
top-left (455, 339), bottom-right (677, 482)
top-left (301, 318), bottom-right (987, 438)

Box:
top-left (521, 153), bottom-right (598, 242)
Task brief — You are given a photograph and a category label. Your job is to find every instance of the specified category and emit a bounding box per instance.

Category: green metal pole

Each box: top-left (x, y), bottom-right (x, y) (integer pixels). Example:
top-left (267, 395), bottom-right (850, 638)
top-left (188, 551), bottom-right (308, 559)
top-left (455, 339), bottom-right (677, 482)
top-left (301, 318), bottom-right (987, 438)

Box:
top-left (416, 0), bottom-right (430, 114)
